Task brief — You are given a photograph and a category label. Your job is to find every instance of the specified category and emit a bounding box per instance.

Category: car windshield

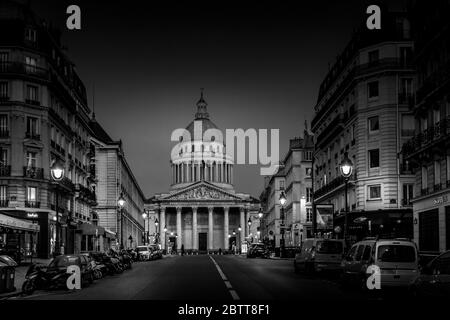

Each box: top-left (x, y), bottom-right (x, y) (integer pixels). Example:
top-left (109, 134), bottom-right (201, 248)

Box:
top-left (136, 247), bottom-right (148, 252)
top-left (316, 241), bottom-right (343, 254)
top-left (49, 256), bottom-right (79, 267)
top-left (377, 245), bottom-right (416, 263)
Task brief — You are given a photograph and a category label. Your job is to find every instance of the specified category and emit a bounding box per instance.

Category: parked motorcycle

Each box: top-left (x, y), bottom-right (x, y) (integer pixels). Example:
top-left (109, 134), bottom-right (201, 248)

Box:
top-left (21, 264), bottom-right (67, 295)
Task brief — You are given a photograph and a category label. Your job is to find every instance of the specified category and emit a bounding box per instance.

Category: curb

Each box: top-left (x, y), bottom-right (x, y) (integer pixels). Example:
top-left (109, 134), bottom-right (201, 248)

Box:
top-left (0, 290), bottom-right (22, 300)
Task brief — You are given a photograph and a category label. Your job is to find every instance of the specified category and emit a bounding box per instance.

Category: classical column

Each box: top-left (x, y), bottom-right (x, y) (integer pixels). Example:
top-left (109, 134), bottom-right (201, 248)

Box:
top-left (208, 206), bottom-right (214, 250)
top-left (240, 207), bottom-right (245, 246)
top-left (192, 206), bottom-right (198, 250)
top-left (176, 207), bottom-right (182, 250)
top-left (160, 207), bottom-right (166, 250)
top-left (246, 209), bottom-right (250, 237)
top-left (224, 207), bottom-right (229, 250)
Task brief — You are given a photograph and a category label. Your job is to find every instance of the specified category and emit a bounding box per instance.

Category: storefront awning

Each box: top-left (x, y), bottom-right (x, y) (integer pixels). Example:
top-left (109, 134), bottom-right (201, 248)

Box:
top-left (77, 223), bottom-right (111, 237)
top-left (104, 228), bottom-right (116, 239)
top-left (0, 213), bottom-right (40, 232)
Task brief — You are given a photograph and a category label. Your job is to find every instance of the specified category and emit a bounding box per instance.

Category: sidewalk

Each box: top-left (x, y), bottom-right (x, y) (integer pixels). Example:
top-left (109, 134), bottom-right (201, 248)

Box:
top-left (0, 258), bottom-right (52, 299)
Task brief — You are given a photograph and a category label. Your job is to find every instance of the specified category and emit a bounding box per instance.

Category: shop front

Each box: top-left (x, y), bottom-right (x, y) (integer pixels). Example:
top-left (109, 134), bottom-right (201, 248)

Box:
top-left (0, 212), bottom-right (40, 263)
top-left (76, 223), bottom-right (114, 253)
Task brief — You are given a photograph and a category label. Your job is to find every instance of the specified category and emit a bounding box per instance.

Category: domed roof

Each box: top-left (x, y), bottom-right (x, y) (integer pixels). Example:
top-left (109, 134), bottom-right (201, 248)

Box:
top-left (185, 90), bottom-right (219, 140)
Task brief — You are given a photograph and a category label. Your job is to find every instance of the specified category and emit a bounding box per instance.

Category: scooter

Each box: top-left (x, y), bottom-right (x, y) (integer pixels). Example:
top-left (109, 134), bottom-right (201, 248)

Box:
top-left (21, 264), bottom-right (67, 295)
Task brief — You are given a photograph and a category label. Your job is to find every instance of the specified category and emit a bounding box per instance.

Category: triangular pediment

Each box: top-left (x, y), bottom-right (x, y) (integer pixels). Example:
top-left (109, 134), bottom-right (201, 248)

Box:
top-left (162, 182), bottom-right (243, 201)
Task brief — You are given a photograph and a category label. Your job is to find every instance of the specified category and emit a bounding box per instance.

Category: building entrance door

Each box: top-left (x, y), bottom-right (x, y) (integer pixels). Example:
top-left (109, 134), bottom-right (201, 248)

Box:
top-left (228, 236), bottom-right (236, 251)
top-left (198, 232), bottom-right (207, 251)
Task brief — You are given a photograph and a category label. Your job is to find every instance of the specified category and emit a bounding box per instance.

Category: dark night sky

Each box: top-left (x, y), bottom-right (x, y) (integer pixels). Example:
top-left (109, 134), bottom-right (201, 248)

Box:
top-left (29, 0), bottom-right (368, 198)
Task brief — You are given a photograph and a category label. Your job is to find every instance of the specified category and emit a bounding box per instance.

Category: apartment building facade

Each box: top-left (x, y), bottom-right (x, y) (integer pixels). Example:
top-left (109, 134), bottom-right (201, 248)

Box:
top-left (312, 5), bottom-right (415, 242)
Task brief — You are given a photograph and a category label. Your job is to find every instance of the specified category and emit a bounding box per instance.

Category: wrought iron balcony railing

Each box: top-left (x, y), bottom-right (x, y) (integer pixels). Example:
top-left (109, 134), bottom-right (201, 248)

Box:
top-left (23, 166), bottom-right (44, 179)
top-left (0, 199), bottom-right (9, 207)
top-left (25, 132), bottom-right (41, 140)
top-left (0, 61), bottom-right (49, 80)
top-left (402, 116), bottom-right (450, 158)
top-left (0, 165), bottom-right (11, 177)
top-left (25, 201), bottom-right (40, 208)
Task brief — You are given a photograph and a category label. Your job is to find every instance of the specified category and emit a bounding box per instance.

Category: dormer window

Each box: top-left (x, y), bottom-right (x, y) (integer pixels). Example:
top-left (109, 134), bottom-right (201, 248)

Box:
top-left (25, 28), bottom-right (37, 42)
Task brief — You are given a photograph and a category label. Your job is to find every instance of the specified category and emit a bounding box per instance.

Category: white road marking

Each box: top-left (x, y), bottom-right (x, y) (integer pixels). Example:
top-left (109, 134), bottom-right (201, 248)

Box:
top-left (209, 255), bottom-right (240, 300)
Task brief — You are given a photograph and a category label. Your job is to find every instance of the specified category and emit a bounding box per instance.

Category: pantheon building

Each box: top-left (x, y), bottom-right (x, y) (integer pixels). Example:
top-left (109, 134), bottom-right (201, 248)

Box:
top-left (146, 92), bottom-right (260, 252)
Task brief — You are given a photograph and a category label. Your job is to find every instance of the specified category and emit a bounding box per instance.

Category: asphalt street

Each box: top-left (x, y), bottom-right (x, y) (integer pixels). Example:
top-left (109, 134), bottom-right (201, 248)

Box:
top-left (14, 255), bottom-right (365, 300)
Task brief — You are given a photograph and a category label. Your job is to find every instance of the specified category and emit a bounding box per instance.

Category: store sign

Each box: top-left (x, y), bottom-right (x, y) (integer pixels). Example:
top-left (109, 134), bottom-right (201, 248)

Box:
top-left (433, 195), bottom-right (448, 205)
top-left (27, 213), bottom-right (38, 218)
top-left (0, 214), bottom-right (40, 232)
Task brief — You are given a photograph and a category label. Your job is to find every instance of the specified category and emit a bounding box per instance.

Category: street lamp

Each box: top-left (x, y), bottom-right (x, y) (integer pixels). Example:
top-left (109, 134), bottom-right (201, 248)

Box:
top-left (248, 218), bottom-right (252, 226)
top-left (142, 211), bottom-right (148, 245)
top-left (50, 159), bottom-right (65, 257)
top-left (279, 190), bottom-right (287, 258)
top-left (117, 193), bottom-right (126, 249)
top-left (339, 152), bottom-right (353, 247)
top-left (258, 208), bottom-right (263, 219)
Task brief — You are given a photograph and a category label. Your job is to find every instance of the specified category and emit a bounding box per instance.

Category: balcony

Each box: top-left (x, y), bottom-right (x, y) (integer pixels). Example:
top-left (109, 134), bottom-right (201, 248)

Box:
top-left (416, 60), bottom-right (450, 104)
top-left (402, 116), bottom-right (450, 158)
top-left (0, 165), bottom-right (11, 177)
top-left (0, 129), bottom-right (9, 138)
top-left (316, 114), bottom-right (345, 148)
top-left (23, 167), bottom-right (44, 179)
top-left (25, 201), bottom-right (40, 208)
top-left (25, 132), bottom-right (41, 140)
top-left (0, 199), bottom-right (9, 207)
top-left (59, 177), bottom-right (75, 192)
top-left (25, 99), bottom-right (40, 106)
top-left (314, 176), bottom-right (345, 199)
top-left (398, 93), bottom-right (415, 108)
top-left (0, 61), bottom-right (49, 81)
top-left (75, 183), bottom-right (97, 204)
top-left (313, 58), bottom-right (414, 129)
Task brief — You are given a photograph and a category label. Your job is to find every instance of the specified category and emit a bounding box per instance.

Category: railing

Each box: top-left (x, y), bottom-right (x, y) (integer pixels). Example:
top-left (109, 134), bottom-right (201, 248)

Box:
top-left (401, 199), bottom-right (412, 207)
top-left (0, 165), bottom-right (11, 176)
top-left (0, 199), bottom-right (9, 207)
top-left (59, 177), bottom-right (75, 191)
top-left (23, 166), bottom-right (44, 179)
top-left (398, 92), bottom-right (415, 108)
top-left (25, 132), bottom-right (41, 140)
top-left (313, 58), bottom-right (414, 129)
top-left (314, 176), bottom-right (345, 199)
top-left (0, 129), bottom-right (9, 138)
top-left (402, 116), bottom-right (450, 158)
top-left (25, 99), bottom-right (40, 106)
top-left (416, 60), bottom-right (450, 103)
top-left (0, 61), bottom-right (49, 80)
top-left (25, 201), bottom-right (40, 208)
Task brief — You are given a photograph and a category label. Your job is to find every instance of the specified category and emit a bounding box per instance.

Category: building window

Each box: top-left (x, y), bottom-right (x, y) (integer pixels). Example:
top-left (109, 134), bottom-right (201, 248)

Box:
top-left (368, 149), bottom-right (380, 168)
top-left (303, 151), bottom-right (312, 161)
top-left (401, 114), bottom-right (415, 136)
top-left (434, 161), bottom-right (441, 186)
top-left (0, 148), bottom-right (7, 166)
top-left (25, 56), bottom-right (37, 73)
top-left (25, 28), bottom-right (37, 42)
top-left (419, 209), bottom-right (439, 252)
top-left (421, 166), bottom-right (428, 191)
top-left (279, 180), bottom-right (284, 190)
top-left (351, 124), bottom-right (356, 142)
top-left (368, 50), bottom-right (379, 64)
top-left (306, 208), bottom-right (313, 223)
top-left (26, 151), bottom-right (37, 168)
top-left (26, 117), bottom-right (39, 136)
top-left (0, 114), bottom-right (8, 137)
top-left (305, 167), bottom-right (312, 177)
top-left (26, 85), bottom-right (38, 102)
top-left (27, 186), bottom-right (37, 202)
top-left (368, 81), bottom-right (379, 99)
top-left (368, 185), bottom-right (381, 200)
top-left (433, 109), bottom-right (440, 125)
top-left (0, 82), bottom-right (8, 99)
top-left (402, 184), bottom-right (413, 206)
top-left (306, 188), bottom-right (312, 203)
top-left (400, 78), bottom-right (414, 98)
top-left (0, 185), bottom-right (7, 201)
top-left (368, 116), bottom-right (379, 133)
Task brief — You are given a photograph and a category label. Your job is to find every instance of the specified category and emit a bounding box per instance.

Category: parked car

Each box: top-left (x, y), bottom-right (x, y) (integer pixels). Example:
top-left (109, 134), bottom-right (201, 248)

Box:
top-left (294, 238), bottom-right (344, 274)
top-left (47, 254), bottom-right (95, 287)
top-left (149, 244), bottom-right (163, 260)
top-left (247, 243), bottom-right (270, 258)
top-left (341, 238), bottom-right (419, 290)
top-left (136, 245), bottom-right (151, 261)
top-left (411, 250), bottom-right (450, 298)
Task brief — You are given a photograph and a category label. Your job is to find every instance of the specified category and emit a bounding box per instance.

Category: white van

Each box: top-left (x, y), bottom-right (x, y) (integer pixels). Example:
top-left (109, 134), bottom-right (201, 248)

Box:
top-left (341, 238), bottom-right (419, 289)
top-left (294, 238), bottom-right (344, 273)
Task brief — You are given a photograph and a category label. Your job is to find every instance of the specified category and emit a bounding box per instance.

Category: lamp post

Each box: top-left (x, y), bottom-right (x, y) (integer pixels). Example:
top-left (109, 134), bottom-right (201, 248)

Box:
top-left (117, 193), bottom-right (126, 249)
top-left (279, 190), bottom-right (287, 258)
top-left (142, 212), bottom-right (149, 245)
top-left (339, 152), bottom-right (353, 248)
top-left (50, 159), bottom-right (64, 257)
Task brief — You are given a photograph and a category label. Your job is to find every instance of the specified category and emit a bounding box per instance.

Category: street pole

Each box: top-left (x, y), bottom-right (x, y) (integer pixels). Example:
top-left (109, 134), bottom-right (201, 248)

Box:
top-left (344, 178), bottom-right (349, 247)
top-left (55, 189), bottom-right (60, 256)
top-left (280, 206), bottom-right (285, 258)
top-left (120, 208), bottom-right (124, 249)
